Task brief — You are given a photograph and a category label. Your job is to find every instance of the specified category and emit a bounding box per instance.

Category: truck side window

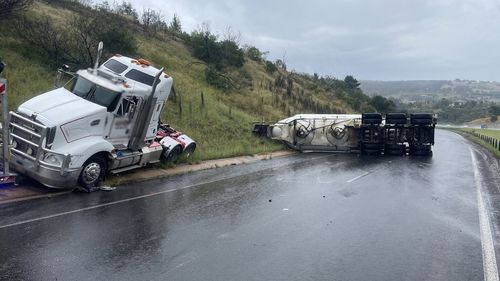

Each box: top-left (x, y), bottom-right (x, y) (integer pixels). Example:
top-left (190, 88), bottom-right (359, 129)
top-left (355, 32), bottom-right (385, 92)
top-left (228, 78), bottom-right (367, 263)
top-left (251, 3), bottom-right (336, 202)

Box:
top-left (116, 97), bottom-right (136, 117)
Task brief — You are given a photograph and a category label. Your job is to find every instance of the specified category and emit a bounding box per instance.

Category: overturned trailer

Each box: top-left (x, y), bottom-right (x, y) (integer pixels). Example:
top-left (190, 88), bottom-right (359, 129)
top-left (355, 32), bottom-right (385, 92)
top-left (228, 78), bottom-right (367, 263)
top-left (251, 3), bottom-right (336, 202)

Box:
top-left (253, 113), bottom-right (436, 156)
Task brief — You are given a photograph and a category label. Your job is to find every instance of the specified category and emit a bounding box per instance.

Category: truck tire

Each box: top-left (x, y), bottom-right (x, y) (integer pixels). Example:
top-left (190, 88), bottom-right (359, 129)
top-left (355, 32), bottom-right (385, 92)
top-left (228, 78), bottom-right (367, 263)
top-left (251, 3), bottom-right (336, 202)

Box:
top-left (362, 113), bottom-right (382, 125)
top-left (162, 145), bottom-right (182, 163)
top-left (78, 155), bottom-right (106, 191)
top-left (385, 113), bottom-right (407, 125)
top-left (410, 113), bottom-right (433, 125)
top-left (411, 118), bottom-right (433, 125)
top-left (183, 143), bottom-right (196, 158)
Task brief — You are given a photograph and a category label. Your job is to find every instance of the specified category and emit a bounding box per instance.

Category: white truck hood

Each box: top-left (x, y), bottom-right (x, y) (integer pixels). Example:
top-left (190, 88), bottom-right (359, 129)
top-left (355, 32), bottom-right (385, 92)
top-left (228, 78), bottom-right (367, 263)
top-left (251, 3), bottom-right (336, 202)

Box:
top-left (18, 87), bottom-right (106, 126)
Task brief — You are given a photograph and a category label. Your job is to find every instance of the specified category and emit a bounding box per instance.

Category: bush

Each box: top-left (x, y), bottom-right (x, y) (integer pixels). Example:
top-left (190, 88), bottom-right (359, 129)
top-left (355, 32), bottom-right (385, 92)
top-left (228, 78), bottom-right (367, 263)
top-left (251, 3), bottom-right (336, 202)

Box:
top-left (190, 29), bottom-right (222, 68)
top-left (245, 46), bottom-right (263, 62)
top-left (0, 0), bottom-right (33, 20)
top-left (189, 28), bottom-right (245, 71)
top-left (14, 9), bottom-right (137, 67)
top-left (220, 40), bottom-right (244, 68)
top-left (265, 61), bottom-right (277, 73)
top-left (205, 65), bottom-right (229, 89)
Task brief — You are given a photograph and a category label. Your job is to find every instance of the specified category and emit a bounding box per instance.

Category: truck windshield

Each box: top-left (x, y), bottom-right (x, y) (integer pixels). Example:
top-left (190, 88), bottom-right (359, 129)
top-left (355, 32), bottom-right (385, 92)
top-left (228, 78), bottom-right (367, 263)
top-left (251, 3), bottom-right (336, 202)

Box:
top-left (71, 77), bottom-right (121, 112)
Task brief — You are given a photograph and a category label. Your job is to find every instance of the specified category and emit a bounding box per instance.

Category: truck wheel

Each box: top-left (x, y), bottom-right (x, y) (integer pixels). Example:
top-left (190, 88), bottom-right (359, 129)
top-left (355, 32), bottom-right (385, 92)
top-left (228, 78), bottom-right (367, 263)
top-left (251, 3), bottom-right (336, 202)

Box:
top-left (183, 143), bottom-right (196, 158)
top-left (78, 156), bottom-right (106, 191)
top-left (163, 145), bottom-right (182, 163)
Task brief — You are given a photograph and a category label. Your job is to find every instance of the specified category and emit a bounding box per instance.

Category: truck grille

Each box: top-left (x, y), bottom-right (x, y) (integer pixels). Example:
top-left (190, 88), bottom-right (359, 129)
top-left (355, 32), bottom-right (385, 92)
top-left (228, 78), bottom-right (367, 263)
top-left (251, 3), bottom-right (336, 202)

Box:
top-left (9, 112), bottom-right (47, 160)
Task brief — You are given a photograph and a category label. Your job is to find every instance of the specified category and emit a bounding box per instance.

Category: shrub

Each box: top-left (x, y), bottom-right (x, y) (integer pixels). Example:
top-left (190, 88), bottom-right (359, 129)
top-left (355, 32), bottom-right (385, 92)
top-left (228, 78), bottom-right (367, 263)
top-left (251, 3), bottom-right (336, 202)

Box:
top-left (265, 61), bottom-right (277, 73)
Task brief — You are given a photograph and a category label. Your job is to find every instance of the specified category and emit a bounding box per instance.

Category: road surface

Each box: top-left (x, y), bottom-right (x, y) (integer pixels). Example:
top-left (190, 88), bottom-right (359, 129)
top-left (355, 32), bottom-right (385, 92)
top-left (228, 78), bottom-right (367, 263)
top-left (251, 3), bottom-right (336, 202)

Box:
top-left (1, 130), bottom-right (499, 281)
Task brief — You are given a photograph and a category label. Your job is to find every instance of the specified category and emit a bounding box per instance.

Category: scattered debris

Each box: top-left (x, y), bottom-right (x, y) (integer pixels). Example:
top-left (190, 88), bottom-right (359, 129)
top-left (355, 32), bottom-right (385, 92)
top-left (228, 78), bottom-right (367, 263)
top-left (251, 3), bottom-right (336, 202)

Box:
top-left (99, 186), bottom-right (116, 191)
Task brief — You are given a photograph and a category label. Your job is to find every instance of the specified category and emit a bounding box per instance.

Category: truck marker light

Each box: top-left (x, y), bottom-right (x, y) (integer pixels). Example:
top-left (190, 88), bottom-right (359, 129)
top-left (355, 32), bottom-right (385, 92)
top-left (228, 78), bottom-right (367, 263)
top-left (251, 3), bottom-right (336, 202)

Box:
top-left (137, 58), bottom-right (151, 66)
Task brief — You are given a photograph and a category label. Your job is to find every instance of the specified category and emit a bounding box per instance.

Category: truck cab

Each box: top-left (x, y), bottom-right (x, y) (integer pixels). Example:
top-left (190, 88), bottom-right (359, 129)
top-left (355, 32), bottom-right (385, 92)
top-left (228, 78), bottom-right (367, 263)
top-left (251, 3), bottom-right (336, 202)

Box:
top-left (8, 53), bottom-right (195, 190)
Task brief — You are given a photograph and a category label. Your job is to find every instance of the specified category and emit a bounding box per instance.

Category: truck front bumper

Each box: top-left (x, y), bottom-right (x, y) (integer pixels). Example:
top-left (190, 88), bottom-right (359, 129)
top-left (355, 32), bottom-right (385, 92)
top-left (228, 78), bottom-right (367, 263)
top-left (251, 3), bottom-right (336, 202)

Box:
top-left (10, 154), bottom-right (82, 189)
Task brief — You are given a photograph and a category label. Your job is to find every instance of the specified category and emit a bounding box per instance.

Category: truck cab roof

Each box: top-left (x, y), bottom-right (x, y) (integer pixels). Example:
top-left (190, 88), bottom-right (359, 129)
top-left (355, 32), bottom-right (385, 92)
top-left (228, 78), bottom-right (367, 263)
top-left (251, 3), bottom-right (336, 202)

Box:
top-left (98, 55), bottom-right (172, 97)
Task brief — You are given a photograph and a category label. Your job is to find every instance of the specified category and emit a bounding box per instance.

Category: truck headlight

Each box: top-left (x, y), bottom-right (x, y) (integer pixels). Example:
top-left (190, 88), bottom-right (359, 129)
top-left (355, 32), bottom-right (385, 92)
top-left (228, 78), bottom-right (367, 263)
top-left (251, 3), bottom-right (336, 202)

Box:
top-left (44, 153), bottom-right (62, 165)
top-left (12, 140), bottom-right (17, 149)
top-left (27, 147), bottom-right (34, 156)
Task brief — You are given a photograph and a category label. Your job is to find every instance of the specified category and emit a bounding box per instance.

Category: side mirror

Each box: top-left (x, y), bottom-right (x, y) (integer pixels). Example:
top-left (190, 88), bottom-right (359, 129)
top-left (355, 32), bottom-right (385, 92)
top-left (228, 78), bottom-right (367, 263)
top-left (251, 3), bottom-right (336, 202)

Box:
top-left (54, 65), bottom-right (74, 88)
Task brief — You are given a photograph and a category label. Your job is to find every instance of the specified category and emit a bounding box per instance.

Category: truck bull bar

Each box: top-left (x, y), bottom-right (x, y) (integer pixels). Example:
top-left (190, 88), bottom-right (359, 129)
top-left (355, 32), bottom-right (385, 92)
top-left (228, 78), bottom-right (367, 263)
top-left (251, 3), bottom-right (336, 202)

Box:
top-left (9, 112), bottom-right (71, 176)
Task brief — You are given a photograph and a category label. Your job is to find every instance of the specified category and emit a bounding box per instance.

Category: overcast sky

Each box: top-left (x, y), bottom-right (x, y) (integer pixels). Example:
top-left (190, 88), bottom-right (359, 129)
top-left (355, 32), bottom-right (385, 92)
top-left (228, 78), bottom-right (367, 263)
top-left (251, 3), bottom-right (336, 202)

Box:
top-left (121, 0), bottom-right (500, 81)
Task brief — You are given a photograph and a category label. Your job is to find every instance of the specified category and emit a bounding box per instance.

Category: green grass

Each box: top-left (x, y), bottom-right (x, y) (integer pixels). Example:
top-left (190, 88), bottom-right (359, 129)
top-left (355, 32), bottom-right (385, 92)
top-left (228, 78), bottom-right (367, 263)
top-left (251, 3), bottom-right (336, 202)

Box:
top-left (449, 128), bottom-right (500, 157)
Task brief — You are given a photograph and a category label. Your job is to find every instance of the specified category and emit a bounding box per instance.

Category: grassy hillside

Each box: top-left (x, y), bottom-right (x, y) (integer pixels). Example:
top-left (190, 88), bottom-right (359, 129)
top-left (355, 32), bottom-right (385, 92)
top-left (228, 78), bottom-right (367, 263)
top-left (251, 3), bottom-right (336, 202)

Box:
top-left (0, 0), bottom-right (363, 162)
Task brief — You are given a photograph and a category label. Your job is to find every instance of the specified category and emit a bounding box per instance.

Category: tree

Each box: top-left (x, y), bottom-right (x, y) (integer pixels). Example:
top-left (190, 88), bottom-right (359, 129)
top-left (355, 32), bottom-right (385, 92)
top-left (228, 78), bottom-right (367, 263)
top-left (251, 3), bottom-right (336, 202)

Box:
top-left (265, 61), bottom-right (277, 73)
top-left (369, 95), bottom-right (396, 113)
top-left (69, 10), bottom-right (137, 65)
top-left (141, 8), bottom-right (166, 37)
top-left (15, 8), bottom-right (137, 67)
top-left (115, 1), bottom-right (138, 20)
top-left (189, 27), bottom-right (222, 68)
top-left (169, 13), bottom-right (182, 33)
top-left (245, 46), bottom-right (263, 62)
top-left (220, 39), bottom-right (244, 68)
top-left (0, 0), bottom-right (33, 19)
top-left (489, 104), bottom-right (500, 122)
top-left (344, 75), bottom-right (360, 90)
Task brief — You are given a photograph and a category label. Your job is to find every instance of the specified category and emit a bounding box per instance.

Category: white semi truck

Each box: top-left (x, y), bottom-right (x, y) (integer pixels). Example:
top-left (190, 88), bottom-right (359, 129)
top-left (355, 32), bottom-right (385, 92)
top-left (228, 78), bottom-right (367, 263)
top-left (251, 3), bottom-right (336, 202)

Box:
top-left (254, 113), bottom-right (436, 156)
top-left (7, 44), bottom-right (195, 191)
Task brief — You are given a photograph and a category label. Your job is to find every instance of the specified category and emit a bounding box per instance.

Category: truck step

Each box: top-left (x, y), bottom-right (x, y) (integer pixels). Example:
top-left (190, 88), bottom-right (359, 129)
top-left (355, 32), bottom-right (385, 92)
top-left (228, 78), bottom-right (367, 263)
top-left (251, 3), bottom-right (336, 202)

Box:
top-left (110, 164), bottom-right (143, 174)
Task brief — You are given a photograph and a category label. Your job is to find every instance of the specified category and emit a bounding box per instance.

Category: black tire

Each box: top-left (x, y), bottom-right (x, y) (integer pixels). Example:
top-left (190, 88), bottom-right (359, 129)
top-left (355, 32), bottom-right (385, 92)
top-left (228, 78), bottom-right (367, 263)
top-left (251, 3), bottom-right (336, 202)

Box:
top-left (183, 143), bottom-right (196, 158)
top-left (78, 155), bottom-right (106, 191)
top-left (385, 117), bottom-right (407, 125)
top-left (386, 113), bottom-right (407, 120)
top-left (362, 118), bottom-right (382, 125)
top-left (362, 113), bottom-right (382, 119)
top-left (362, 113), bottom-right (382, 125)
top-left (411, 118), bottom-right (432, 125)
top-left (162, 145), bottom-right (182, 163)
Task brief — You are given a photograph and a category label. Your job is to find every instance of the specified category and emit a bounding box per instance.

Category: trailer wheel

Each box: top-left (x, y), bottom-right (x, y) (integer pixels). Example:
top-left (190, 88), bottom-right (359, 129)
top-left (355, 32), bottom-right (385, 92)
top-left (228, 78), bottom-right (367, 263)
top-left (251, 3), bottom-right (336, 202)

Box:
top-left (410, 113), bottom-right (433, 125)
top-left (78, 155), bottom-right (106, 191)
top-left (162, 145), bottom-right (182, 163)
top-left (183, 143), bottom-right (196, 158)
top-left (411, 118), bottom-right (433, 125)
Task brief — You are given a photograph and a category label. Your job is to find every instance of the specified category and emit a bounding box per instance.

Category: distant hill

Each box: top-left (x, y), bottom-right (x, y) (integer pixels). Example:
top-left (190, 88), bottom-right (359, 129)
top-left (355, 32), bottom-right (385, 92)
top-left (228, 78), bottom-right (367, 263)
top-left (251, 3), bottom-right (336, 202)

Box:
top-left (360, 80), bottom-right (500, 102)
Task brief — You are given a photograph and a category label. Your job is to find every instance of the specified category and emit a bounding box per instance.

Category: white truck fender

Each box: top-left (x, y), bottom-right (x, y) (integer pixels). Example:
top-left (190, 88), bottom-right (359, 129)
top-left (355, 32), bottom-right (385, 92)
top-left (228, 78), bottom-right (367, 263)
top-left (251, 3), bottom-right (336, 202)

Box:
top-left (159, 136), bottom-right (181, 151)
top-left (176, 134), bottom-right (196, 151)
top-left (56, 136), bottom-right (115, 168)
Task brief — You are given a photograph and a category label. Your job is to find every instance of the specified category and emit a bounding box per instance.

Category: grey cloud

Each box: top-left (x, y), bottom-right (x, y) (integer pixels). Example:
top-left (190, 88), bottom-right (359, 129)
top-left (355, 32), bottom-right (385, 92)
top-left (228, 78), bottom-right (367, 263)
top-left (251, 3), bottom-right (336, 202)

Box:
top-left (123, 0), bottom-right (500, 81)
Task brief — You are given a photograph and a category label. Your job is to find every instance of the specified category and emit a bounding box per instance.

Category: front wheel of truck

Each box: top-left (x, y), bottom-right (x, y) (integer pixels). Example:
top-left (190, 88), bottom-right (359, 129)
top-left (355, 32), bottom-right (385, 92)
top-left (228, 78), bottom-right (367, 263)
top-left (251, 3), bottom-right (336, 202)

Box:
top-left (78, 155), bottom-right (106, 191)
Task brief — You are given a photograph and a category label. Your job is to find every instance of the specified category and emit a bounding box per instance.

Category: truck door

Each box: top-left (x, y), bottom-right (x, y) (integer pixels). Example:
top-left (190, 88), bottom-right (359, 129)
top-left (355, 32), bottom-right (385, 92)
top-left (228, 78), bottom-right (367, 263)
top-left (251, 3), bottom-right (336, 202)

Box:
top-left (107, 96), bottom-right (141, 147)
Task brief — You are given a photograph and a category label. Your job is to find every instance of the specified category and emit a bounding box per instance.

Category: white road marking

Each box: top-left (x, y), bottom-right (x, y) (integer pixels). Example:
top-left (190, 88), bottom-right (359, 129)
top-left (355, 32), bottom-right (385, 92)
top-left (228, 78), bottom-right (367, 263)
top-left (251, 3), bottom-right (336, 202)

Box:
top-left (0, 177), bottom-right (230, 230)
top-left (346, 171), bottom-right (370, 183)
top-left (470, 148), bottom-right (499, 281)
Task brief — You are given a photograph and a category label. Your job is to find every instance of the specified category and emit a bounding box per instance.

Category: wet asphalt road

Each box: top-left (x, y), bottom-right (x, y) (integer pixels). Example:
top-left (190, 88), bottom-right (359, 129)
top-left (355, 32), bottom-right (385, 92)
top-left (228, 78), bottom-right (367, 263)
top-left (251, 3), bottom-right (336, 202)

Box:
top-left (0, 130), bottom-right (498, 281)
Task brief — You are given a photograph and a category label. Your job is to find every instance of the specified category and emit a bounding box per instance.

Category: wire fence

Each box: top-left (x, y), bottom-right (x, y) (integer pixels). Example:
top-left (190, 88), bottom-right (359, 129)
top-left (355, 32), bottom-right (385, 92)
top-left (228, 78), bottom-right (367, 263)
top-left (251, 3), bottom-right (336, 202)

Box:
top-left (465, 130), bottom-right (500, 151)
